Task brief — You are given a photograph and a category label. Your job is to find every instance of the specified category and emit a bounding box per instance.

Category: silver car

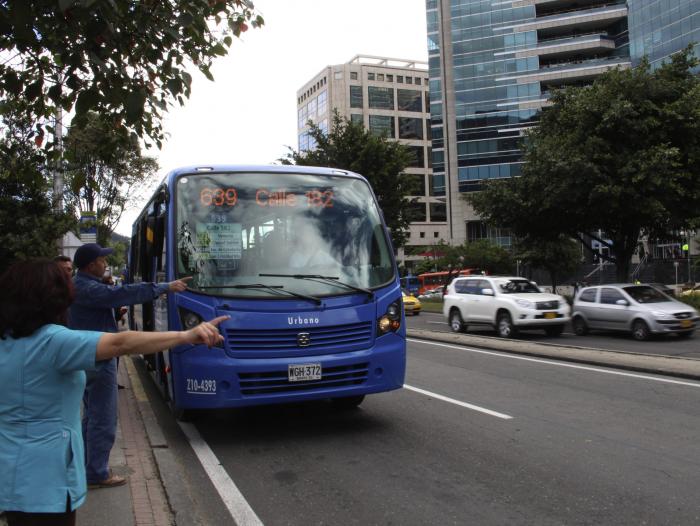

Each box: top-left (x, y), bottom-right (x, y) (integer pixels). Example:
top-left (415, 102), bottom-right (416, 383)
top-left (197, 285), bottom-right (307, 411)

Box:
top-left (572, 284), bottom-right (699, 340)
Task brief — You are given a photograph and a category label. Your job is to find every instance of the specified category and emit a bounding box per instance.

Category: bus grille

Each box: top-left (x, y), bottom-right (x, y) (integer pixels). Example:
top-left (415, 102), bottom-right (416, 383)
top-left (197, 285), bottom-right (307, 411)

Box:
top-left (224, 321), bottom-right (373, 354)
top-left (237, 362), bottom-right (369, 396)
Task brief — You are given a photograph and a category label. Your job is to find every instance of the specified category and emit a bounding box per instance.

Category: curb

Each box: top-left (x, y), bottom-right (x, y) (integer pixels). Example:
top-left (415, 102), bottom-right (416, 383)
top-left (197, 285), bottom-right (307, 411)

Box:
top-left (407, 328), bottom-right (700, 381)
top-left (124, 357), bottom-right (205, 526)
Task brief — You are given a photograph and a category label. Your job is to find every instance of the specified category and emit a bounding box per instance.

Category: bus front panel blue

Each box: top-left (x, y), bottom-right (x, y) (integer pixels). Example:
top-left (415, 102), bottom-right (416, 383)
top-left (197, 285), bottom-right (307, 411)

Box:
top-left (168, 287), bottom-right (406, 409)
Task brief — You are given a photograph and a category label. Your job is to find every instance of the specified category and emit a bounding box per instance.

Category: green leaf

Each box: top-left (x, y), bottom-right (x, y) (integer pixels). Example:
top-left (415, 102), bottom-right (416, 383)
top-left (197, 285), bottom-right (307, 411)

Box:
top-left (59, 0), bottom-right (77, 11)
top-left (25, 79), bottom-right (43, 101)
top-left (125, 90), bottom-right (146, 124)
top-left (178, 13), bottom-right (194, 27)
top-left (4, 71), bottom-right (22, 95)
top-left (75, 88), bottom-right (99, 115)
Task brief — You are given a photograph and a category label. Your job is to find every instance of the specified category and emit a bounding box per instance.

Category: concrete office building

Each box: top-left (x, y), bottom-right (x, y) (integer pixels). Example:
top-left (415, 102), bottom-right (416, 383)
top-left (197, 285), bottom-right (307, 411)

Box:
top-left (427, 0), bottom-right (700, 248)
top-left (296, 55), bottom-right (443, 270)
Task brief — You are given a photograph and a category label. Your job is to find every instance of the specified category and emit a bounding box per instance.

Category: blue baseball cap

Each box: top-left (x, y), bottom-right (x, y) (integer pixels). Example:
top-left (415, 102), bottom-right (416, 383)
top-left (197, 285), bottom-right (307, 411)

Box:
top-left (74, 243), bottom-right (114, 269)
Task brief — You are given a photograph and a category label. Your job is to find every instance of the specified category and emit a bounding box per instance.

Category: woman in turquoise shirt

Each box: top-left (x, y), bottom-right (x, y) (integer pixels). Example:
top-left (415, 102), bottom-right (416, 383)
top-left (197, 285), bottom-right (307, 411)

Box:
top-left (0, 259), bottom-right (226, 526)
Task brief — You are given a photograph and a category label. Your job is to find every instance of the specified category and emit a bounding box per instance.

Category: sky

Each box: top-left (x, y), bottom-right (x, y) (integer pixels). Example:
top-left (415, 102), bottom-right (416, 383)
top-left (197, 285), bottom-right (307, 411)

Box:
top-left (115, 0), bottom-right (429, 235)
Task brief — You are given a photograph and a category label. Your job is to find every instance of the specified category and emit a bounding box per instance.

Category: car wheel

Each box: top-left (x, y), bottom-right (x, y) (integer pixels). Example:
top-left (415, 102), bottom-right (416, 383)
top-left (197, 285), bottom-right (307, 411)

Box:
top-left (632, 319), bottom-right (651, 341)
top-left (572, 316), bottom-right (588, 336)
top-left (545, 325), bottom-right (564, 337)
top-left (449, 310), bottom-right (466, 333)
top-left (497, 311), bottom-right (517, 338)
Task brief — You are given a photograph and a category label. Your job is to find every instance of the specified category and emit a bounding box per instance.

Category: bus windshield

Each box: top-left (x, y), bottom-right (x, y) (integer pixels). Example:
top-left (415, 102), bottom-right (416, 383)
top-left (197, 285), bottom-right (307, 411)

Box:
top-left (175, 171), bottom-right (395, 298)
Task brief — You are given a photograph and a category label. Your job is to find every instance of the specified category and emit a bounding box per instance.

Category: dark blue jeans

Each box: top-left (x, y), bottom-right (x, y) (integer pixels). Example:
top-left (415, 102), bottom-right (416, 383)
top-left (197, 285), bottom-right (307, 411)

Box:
top-left (82, 357), bottom-right (117, 483)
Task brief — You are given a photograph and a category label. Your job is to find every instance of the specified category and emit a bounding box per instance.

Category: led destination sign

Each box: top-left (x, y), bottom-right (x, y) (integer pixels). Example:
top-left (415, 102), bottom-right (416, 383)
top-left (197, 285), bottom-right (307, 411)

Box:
top-left (199, 187), bottom-right (333, 208)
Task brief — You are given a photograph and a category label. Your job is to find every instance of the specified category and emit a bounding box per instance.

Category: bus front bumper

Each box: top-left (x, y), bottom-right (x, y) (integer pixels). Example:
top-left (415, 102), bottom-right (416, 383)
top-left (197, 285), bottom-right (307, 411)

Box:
top-left (170, 334), bottom-right (406, 409)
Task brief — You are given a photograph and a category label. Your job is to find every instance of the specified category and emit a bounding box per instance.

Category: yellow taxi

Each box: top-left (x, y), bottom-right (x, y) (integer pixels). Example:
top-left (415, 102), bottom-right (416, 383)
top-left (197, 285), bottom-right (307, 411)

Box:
top-left (401, 290), bottom-right (422, 316)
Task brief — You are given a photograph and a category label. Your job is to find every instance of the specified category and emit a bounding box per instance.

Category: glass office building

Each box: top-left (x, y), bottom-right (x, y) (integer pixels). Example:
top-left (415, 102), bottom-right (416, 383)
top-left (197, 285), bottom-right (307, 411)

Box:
top-left (428, 0), bottom-right (699, 246)
top-left (628, 0), bottom-right (700, 67)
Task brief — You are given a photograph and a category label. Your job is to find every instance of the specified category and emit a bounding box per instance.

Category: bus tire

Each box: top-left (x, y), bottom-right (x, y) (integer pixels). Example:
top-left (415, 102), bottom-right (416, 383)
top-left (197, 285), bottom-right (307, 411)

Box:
top-left (169, 400), bottom-right (196, 422)
top-left (331, 395), bottom-right (365, 409)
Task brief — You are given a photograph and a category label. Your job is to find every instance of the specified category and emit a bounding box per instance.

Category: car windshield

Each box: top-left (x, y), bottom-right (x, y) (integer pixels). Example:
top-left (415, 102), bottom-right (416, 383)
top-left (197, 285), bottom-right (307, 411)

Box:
top-left (623, 285), bottom-right (671, 303)
top-left (175, 171), bottom-right (395, 298)
top-left (496, 279), bottom-right (541, 294)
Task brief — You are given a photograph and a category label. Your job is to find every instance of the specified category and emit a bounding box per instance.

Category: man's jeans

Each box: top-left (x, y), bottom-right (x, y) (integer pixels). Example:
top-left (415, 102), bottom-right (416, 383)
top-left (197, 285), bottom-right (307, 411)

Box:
top-left (82, 357), bottom-right (117, 483)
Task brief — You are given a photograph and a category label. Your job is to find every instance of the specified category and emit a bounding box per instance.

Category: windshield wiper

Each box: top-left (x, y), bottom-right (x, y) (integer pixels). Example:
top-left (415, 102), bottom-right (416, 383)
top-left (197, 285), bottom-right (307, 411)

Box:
top-left (198, 283), bottom-right (322, 305)
top-left (259, 273), bottom-right (374, 300)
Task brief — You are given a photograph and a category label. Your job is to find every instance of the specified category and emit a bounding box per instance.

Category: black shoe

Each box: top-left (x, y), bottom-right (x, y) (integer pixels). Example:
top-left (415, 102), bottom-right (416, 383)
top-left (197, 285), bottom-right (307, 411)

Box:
top-left (117, 384), bottom-right (126, 390)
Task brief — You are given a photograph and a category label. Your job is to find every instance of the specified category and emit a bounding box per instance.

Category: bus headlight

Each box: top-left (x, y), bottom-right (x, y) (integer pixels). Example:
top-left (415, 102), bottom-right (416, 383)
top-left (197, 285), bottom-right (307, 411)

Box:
top-left (179, 309), bottom-right (203, 330)
top-left (377, 300), bottom-right (402, 335)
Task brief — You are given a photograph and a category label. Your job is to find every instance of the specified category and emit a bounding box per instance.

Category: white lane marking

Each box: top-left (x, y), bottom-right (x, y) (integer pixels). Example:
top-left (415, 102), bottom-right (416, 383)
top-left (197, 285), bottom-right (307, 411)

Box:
top-left (408, 338), bottom-right (700, 389)
top-left (403, 384), bottom-right (513, 420)
top-left (179, 422), bottom-right (264, 526)
top-left (427, 321), bottom-right (447, 325)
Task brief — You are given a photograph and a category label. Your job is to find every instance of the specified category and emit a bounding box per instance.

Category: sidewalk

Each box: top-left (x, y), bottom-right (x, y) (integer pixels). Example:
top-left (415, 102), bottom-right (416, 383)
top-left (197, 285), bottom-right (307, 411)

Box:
top-left (78, 359), bottom-right (174, 526)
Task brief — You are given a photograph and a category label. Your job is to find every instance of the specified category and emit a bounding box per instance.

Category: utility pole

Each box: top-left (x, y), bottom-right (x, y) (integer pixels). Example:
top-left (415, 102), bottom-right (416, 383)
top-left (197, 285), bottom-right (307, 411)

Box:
top-left (52, 74), bottom-right (64, 253)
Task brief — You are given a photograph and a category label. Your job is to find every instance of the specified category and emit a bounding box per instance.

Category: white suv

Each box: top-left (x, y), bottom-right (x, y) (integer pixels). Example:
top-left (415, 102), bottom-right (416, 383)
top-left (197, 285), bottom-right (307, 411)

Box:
top-left (443, 276), bottom-right (571, 338)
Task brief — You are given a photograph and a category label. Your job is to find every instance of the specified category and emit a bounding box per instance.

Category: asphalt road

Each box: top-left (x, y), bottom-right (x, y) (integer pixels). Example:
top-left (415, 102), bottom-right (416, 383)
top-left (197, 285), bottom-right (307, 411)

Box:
top-left (152, 338), bottom-right (700, 525)
top-left (407, 310), bottom-right (700, 360)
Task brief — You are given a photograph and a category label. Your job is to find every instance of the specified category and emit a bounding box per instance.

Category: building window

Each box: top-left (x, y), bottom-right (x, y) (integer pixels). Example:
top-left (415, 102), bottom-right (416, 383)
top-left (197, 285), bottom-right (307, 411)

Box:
top-left (350, 113), bottom-right (364, 125)
top-left (350, 71), bottom-right (358, 80)
top-left (387, 74), bottom-right (394, 82)
top-left (434, 232), bottom-right (439, 238)
top-left (415, 77), bottom-right (422, 85)
top-left (399, 117), bottom-right (424, 140)
top-left (307, 98), bottom-right (317, 122)
top-left (317, 90), bottom-right (327, 116)
top-left (368, 72), bottom-right (375, 81)
top-left (298, 132), bottom-right (309, 152)
top-left (350, 85), bottom-right (363, 108)
top-left (407, 146), bottom-right (425, 168)
top-left (429, 203), bottom-right (447, 222)
top-left (368, 86), bottom-right (394, 109)
top-left (397, 75), bottom-right (404, 83)
top-left (397, 89), bottom-right (422, 112)
top-left (318, 119), bottom-right (328, 135)
top-left (369, 115), bottom-right (395, 138)
top-left (406, 76), bottom-right (413, 84)
top-left (377, 73), bottom-right (384, 81)
top-left (419, 231), bottom-right (425, 238)
top-left (404, 173), bottom-right (425, 196)
top-left (298, 105), bottom-right (308, 128)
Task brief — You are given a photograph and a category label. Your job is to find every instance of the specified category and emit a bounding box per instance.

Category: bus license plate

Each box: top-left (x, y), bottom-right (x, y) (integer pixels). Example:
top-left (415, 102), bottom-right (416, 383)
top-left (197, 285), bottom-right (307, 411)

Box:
top-left (288, 363), bottom-right (322, 382)
top-left (544, 312), bottom-right (557, 319)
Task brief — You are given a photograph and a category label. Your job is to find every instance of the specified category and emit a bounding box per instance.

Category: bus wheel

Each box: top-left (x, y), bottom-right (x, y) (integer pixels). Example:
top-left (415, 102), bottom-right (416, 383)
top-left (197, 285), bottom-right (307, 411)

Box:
top-left (169, 401), bottom-right (196, 422)
top-left (331, 395), bottom-right (365, 409)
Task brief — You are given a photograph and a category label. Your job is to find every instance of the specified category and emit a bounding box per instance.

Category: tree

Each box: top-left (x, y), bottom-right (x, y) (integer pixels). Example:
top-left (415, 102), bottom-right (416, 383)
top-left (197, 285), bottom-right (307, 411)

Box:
top-left (282, 112), bottom-right (418, 248)
top-left (467, 48), bottom-right (700, 282)
top-left (63, 112), bottom-right (158, 244)
top-left (514, 235), bottom-right (580, 294)
top-left (0, 0), bottom-right (263, 148)
top-left (0, 102), bottom-right (74, 271)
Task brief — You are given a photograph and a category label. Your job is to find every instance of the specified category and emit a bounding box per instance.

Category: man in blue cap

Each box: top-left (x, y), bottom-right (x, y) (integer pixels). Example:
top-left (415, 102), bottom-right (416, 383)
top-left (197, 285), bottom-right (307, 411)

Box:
top-left (70, 243), bottom-right (190, 488)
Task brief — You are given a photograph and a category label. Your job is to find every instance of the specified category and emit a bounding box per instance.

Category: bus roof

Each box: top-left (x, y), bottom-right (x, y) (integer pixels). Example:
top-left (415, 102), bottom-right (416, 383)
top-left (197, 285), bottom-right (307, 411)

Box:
top-left (162, 165), bottom-right (364, 185)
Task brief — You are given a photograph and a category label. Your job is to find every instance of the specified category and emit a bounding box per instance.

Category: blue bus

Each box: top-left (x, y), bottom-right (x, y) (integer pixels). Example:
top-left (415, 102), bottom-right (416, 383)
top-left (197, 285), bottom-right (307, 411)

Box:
top-left (399, 275), bottom-right (419, 295)
top-left (128, 165), bottom-right (406, 419)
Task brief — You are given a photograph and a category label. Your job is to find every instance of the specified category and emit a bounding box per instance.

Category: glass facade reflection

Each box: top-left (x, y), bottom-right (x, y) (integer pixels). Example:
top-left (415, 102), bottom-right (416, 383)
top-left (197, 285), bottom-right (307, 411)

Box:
top-left (628, 0), bottom-right (700, 68)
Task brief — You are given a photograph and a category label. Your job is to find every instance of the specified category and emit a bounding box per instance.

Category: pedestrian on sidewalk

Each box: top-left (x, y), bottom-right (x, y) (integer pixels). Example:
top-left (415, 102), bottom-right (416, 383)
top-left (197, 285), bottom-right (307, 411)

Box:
top-left (69, 243), bottom-right (191, 490)
top-left (54, 255), bottom-right (73, 279)
top-left (0, 258), bottom-right (226, 526)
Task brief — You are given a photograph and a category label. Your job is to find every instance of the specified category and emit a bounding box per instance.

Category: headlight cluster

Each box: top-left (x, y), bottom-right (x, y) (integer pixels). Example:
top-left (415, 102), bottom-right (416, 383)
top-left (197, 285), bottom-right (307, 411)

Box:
top-left (377, 300), bottom-right (402, 335)
top-left (179, 308), bottom-right (203, 329)
top-left (515, 299), bottom-right (534, 309)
